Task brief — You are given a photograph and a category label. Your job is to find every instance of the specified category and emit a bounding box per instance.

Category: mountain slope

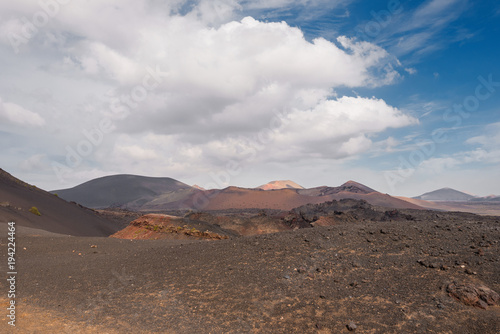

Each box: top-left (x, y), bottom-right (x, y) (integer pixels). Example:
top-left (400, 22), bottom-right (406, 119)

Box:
top-left (413, 188), bottom-right (475, 201)
top-left (0, 169), bottom-right (119, 236)
top-left (52, 174), bottom-right (196, 210)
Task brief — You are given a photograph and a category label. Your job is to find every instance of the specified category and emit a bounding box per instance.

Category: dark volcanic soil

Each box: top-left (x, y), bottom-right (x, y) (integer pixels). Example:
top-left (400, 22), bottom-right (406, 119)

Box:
top-left (1, 213), bottom-right (499, 333)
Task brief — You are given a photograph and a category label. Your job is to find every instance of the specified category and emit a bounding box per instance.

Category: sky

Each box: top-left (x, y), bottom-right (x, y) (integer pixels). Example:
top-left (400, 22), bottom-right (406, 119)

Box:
top-left (0, 0), bottom-right (499, 197)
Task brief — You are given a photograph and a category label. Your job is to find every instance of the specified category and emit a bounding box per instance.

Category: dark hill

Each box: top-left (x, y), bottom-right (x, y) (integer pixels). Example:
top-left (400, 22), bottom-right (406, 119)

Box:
top-left (52, 174), bottom-right (196, 210)
top-left (0, 169), bottom-right (119, 236)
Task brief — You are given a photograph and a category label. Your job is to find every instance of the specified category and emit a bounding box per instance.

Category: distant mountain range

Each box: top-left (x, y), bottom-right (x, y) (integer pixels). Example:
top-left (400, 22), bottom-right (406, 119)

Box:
top-left (51, 176), bottom-right (422, 211)
top-left (3, 167), bottom-right (499, 238)
top-left (396, 187), bottom-right (500, 215)
top-left (470, 195), bottom-right (500, 202)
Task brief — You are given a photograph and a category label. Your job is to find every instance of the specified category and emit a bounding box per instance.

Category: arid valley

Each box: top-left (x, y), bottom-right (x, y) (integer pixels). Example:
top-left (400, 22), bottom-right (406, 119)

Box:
top-left (1, 169), bottom-right (499, 333)
top-left (1, 1), bottom-right (500, 333)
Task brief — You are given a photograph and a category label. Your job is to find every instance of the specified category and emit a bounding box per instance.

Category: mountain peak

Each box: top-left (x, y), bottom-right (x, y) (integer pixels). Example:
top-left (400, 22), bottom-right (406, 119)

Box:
top-left (338, 180), bottom-right (377, 194)
top-left (257, 180), bottom-right (305, 190)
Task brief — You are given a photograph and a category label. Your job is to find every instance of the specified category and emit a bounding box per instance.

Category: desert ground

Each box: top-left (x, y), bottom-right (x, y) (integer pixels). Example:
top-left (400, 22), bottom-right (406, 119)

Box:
top-left (1, 207), bottom-right (499, 333)
top-left (1, 170), bottom-right (499, 333)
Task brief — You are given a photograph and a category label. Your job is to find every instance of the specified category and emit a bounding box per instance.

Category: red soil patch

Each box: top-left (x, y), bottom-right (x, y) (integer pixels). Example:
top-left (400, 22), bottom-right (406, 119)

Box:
top-left (110, 214), bottom-right (228, 240)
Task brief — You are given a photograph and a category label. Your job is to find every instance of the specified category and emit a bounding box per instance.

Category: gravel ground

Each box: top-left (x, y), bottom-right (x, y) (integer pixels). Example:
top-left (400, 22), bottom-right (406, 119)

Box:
top-left (0, 214), bottom-right (499, 333)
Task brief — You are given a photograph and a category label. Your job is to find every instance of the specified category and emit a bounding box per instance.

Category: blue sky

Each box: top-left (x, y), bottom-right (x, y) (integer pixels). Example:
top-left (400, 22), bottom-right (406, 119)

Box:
top-left (0, 0), bottom-right (499, 196)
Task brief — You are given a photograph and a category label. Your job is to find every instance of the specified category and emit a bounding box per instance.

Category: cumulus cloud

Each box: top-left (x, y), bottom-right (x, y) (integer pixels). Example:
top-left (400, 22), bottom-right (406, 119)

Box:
top-left (101, 96), bottom-right (418, 177)
top-left (108, 15), bottom-right (402, 139)
top-left (272, 96), bottom-right (418, 158)
top-left (0, 0), bottom-right (419, 189)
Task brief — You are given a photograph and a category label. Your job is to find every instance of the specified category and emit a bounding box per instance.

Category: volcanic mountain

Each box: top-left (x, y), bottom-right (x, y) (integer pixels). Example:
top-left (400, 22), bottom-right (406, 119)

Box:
top-left (52, 174), bottom-right (198, 210)
top-left (177, 180), bottom-right (422, 211)
top-left (257, 180), bottom-right (305, 190)
top-left (0, 169), bottom-right (119, 236)
top-left (413, 188), bottom-right (476, 201)
top-left (53, 175), bottom-right (421, 211)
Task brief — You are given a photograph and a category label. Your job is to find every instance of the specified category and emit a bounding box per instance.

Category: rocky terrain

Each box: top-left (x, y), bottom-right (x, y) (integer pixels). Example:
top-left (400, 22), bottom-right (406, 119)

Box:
top-left (0, 170), bottom-right (499, 333)
top-left (110, 214), bottom-right (232, 240)
top-left (1, 209), bottom-right (498, 333)
top-left (110, 198), bottom-right (493, 240)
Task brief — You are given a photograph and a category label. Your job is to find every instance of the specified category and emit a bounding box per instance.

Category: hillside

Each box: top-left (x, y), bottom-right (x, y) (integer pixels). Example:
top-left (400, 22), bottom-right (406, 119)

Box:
top-left (0, 169), bottom-right (119, 236)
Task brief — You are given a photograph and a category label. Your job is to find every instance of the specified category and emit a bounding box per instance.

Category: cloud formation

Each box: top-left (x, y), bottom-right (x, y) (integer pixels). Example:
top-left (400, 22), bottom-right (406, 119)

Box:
top-left (0, 0), bottom-right (419, 189)
top-left (0, 98), bottom-right (45, 127)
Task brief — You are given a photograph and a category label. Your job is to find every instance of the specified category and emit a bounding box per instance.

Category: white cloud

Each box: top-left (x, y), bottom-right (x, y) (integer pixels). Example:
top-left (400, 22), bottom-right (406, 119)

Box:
top-left (280, 96), bottom-right (417, 141)
top-left (411, 0), bottom-right (462, 29)
top-left (405, 67), bottom-right (417, 75)
top-left (242, 0), bottom-right (349, 11)
top-left (101, 96), bottom-right (418, 175)
top-left (191, 0), bottom-right (242, 25)
top-left (356, 0), bottom-right (468, 61)
top-left (114, 144), bottom-right (159, 160)
top-left (19, 154), bottom-right (47, 171)
top-left (416, 122), bottom-right (500, 174)
top-left (270, 96), bottom-right (418, 158)
top-left (0, 0), bottom-right (419, 190)
top-left (466, 123), bottom-right (500, 149)
top-left (69, 41), bottom-right (143, 85)
top-left (0, 98), bottom-right (45, 127)
top-left (338, 135), bottom-right (373, 156)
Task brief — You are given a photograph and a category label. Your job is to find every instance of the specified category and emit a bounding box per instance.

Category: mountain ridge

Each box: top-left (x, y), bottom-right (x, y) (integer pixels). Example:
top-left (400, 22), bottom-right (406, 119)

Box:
top-left (51, 174), bottom-right (421, 211)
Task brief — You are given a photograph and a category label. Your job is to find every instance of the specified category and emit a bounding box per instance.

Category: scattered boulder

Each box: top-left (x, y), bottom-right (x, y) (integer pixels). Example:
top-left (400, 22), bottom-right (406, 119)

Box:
top-left (347, 321), bottom-right (357, 331)
top-left (447, 282), bottom-right (499, 309)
